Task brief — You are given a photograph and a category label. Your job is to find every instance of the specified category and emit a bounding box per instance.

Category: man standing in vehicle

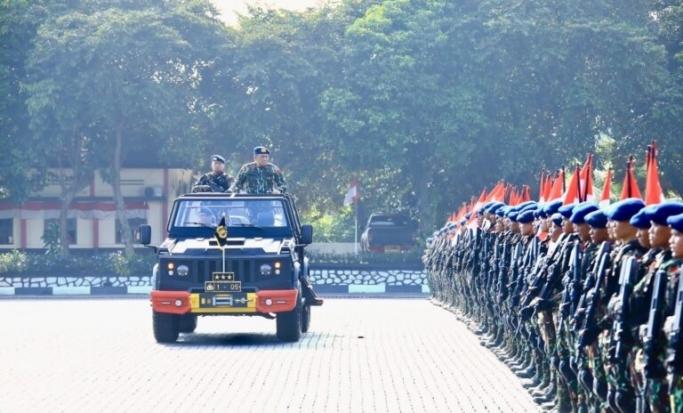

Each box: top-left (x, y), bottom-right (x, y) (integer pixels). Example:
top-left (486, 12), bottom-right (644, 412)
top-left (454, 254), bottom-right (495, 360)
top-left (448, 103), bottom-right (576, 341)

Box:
top-left (231, 146), bottom-right (287, 195)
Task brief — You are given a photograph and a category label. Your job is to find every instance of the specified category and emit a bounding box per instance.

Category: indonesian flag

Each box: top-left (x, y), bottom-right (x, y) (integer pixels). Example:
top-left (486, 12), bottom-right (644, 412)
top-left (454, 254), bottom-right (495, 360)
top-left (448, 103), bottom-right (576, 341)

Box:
top-left (343, 178), bottom-right (360, 207)
top-left (645, 142), bottom-right (665, 205)
top-left (547, 169), bottom-right (565, 202)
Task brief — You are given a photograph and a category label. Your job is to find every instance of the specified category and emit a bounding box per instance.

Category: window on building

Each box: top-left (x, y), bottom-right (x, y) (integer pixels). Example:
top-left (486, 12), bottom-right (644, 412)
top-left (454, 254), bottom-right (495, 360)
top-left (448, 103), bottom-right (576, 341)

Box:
top-left (44, 218), bottom-right (77, 244)
top-left (0, 219), bottom-right (13, 244)
top-left (116, 218), bottom-right (147, 244)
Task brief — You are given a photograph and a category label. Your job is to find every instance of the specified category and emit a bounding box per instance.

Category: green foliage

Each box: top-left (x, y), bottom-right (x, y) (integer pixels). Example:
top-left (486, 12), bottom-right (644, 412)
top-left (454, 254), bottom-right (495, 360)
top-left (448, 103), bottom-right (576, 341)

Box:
top-left (0, 250), bottom-right (29, 273)
top-left (40, 221), bottom-right (61, 255)
top-left (303, 206), bottom-right (356, 242)
top-left (0, 250), bottom-right (157, 276)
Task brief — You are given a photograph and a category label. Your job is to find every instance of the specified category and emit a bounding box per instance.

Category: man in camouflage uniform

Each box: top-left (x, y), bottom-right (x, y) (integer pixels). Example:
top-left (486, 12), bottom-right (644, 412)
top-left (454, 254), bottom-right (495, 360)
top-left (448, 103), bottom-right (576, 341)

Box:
top-left (231, 146), bottom-right (287, 194)
top-left (636, 202), bottom-right (683, 412)
top-left (598, 198), bottom-right (648, 412)
top-left (665, 212), bottom-right (683, 412)
top-left (192, 154), bottom-right (234, 193)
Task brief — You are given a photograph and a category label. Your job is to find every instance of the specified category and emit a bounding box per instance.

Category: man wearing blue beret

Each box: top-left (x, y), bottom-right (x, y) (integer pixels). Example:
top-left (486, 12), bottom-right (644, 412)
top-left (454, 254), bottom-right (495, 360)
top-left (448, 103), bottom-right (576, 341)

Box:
top-left (625, 201), bottom-right (683, 412)
top-left (192, 154), bottom-right (234, 193)
top-left (231, 146), bottom-right (287, 194)
top-left (629, 209), bottom-right (651, 250)
top-left (592, 198), bottom-right (649, 411)
top-left (665, 212), bottom-right (683, 412)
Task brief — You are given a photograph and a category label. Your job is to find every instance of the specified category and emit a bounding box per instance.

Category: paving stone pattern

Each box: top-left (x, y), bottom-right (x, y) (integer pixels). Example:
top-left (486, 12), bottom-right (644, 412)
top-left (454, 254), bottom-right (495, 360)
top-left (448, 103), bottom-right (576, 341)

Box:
top-left (0, 298), bottom-right (538, 413)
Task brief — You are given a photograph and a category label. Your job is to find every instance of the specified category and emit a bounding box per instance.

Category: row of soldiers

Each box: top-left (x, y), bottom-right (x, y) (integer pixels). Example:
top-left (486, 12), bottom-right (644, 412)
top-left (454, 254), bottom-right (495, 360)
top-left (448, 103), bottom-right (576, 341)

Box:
top-left (424, 198), bottom-right (683, 413)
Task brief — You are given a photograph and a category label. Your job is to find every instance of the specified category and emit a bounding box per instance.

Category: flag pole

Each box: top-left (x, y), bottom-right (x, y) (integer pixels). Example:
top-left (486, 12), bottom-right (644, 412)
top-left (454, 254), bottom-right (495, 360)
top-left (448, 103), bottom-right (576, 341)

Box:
top-left (354, 201), bottom-right (358, 255)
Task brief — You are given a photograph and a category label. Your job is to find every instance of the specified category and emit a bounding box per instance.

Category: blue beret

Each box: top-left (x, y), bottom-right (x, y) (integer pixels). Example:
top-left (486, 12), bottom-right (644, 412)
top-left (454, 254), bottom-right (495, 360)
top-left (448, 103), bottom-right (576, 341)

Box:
top-left (667, 213), bottom-right (683, 232)
top-left (447, 222), bottom-right (457, 230)
top-left (487, 202), bottom-right (505, 214)
top-left (551, 213), bottom-right (563, 227)
top-left (606, 198), bottom-right (645, 222)
top-left (518, 204), bottom-right (538, 214)
top-left (517, 210), bottom-right (535, 224)
top-left (644, 201), bottom-right (683, 226)
top-left (543, 200), bottom-right (563, 216)
top-left (439, 228), bottom-right (447, 235)
top-left (629, 210), bottom-right (650, 229)
top-left (465, 212), bottom-right (472, 220)
top-left (497, 206), bottom-right (510, 217)
top-left (459, 218), bottom-right (467, 225)
top-left (558, 203), bottom-right (576, 218)
top-left (570, 203), bottom-right (599, 224)
top-left (585, 210), bottom-right (608, 229)
top-left (426, 237), bottom-right (434, 243)
top-left (516, 201), bottom-right (537, 210)
top-left (211, 154), bottom-right (225, 163)
top-left (253, 146), bottom-right (270, 155)
top-left (508, 211), bottom-right (519, 222)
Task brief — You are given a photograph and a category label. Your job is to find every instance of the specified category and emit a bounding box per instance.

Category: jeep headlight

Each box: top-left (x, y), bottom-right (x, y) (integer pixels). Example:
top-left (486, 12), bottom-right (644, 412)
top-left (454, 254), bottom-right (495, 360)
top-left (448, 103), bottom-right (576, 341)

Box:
top-left (260, 264), bottom-right (272, 276)
top-left (177, 265), bottom-right (189, 277)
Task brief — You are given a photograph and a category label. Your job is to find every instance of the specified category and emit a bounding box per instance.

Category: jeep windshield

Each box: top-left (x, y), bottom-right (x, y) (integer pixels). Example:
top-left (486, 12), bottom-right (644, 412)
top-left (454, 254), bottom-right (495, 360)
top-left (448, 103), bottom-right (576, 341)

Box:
top-left (167, 198), bottom-right (293, 239)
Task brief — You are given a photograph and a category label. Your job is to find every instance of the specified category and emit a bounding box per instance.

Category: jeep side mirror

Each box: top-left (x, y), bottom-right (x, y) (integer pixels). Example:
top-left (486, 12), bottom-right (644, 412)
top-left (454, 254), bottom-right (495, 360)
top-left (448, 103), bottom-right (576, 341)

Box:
top-left (136, 224), bottom-right (152, 245)
top-left (301, 224), bottom-right (313, 245)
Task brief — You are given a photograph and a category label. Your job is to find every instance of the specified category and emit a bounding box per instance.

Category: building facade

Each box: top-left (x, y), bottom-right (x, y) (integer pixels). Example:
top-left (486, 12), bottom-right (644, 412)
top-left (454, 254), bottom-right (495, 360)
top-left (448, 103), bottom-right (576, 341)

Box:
top-left (0, 168), bottom-right (195, 250)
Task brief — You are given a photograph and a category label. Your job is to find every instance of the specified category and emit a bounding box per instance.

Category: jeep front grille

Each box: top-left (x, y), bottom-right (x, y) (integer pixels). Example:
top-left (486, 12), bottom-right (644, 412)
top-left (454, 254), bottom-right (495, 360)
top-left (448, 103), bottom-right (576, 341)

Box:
top-left (189, 259), bottom-right (257, 284)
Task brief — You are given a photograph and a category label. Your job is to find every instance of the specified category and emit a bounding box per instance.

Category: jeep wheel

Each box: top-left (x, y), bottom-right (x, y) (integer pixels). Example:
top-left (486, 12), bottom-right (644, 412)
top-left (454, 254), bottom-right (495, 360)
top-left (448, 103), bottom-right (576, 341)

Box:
top-left (179, 314), bottom-right (197, 333)
top-left (301, 302), bottom-right (311, 333)
top-left (276, 291), bottom-right (302, 342)
top-left (153, 311), bottom-right (180, 343)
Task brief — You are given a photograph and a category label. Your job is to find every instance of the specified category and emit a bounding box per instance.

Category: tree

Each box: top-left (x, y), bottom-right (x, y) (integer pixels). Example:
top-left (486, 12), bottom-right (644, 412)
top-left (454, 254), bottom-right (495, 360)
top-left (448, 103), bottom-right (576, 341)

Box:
top-left (25, 0), bottom-right (228, 255)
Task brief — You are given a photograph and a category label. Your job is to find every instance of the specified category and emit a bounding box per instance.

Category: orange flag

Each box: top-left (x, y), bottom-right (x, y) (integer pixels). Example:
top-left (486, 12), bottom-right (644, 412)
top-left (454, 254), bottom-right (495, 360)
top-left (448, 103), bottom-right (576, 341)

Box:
top-left (485, 181), bottom-right (506, 203)
top-left (547, 169), bottom-right (565, 201)
top-left (563, 165), bottom-right (581, 205)
top-left (645, 142), bottom-right (664, 205)
top-left (539, 171), bottom-right (547, 203)
top-left (600, 169), bottom-right (612, 208)
top-left (521, 185), bottom-right (531, 203)
top-left (620, 156), bottom-right (643, 200)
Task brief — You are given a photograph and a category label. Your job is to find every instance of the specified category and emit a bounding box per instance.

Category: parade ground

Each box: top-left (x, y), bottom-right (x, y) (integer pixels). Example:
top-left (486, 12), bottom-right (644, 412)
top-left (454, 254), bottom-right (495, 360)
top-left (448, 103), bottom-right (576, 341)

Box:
top-left (0, 297), bottom-right (538, 413)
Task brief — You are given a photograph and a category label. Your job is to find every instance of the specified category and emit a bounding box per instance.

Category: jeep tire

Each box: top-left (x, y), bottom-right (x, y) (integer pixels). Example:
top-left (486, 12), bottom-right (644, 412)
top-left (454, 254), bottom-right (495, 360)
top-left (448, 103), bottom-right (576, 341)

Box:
top-left (276, 290), bottom-right (302, 342)
top-left (301, 301), bottom-right (311, 333)
top-left (153, 311), bottom-right (180, 343)
top-left (179, 314), bottom-right (198, 333)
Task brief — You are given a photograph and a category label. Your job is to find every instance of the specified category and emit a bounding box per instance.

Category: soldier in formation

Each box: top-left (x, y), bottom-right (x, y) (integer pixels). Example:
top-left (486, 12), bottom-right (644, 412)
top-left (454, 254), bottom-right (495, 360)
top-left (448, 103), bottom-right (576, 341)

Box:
top-left (424, 197), bottom-right (683, 413)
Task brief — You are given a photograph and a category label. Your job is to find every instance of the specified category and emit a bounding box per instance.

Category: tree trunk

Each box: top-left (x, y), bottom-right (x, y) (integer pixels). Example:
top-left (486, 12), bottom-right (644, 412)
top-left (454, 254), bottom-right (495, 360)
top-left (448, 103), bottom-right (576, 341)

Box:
top-left (58, 191), bottom-right (75, 257)
top-left (112, 123), bottom-right (134, 257)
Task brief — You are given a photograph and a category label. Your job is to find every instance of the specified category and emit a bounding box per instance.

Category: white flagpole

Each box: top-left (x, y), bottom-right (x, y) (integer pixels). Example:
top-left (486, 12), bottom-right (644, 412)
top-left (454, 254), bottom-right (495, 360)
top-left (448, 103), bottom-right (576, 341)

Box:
top-left (354, 201), bottom-right (358, 255)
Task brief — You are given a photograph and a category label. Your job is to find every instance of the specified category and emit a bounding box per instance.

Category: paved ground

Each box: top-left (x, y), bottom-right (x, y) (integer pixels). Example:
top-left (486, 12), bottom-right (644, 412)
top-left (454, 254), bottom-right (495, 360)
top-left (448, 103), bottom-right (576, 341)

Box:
top-left (0, 297), bottom-right (537, 413)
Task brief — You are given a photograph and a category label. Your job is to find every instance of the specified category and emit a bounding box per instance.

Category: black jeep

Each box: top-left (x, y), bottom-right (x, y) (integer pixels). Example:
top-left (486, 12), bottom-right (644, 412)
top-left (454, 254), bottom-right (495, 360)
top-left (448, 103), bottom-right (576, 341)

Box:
top-left (137, 193), bottom-right (323, 343)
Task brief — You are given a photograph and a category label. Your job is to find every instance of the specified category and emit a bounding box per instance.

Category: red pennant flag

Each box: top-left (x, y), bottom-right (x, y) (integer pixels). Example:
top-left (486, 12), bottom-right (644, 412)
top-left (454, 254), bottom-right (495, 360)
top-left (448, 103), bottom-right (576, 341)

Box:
top-left (548, 169), bottom-right (565, 202)
top-left (521, 185), bottom-right (531, 203)
top-left (580, 154), bottom-right (595, 202)
top-left (619, 156), bottom-right (643, 200)
top-left (600, 169), bottom-right (612, 208)
top-left (645, 141), bottom-right (664, 205)
top-left (539, 171), bottom-right (547, 203)
top-left (562, 165), bottom-right (581, 205)
top-left (343, 177), bottom-right (360, 206)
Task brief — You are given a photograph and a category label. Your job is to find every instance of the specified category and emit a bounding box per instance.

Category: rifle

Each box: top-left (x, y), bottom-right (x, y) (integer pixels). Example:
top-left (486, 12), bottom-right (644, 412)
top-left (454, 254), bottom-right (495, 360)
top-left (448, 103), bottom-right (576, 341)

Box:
top-left (572, 242), bottom-right (610, 333)
top-left (558, 242), bottom-right (582, 333)
top-left (497, 241), bottom-right (509, 303)
top-left (577, 241), bottom-right (612, 347)
top-left (666, 270), bottom-right (683, 382)
top-left (611, 256), bottom-right (638, 363)
top-left (518, 235), bottom-right (567, 314)
top-left (644, 265), bottom-right (669, 379)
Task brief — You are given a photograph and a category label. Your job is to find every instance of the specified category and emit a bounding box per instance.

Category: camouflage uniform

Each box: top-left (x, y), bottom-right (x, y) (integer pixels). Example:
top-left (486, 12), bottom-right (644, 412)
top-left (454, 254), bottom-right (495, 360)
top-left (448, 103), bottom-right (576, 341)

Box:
top-left (231, 162), bottom-right (287, 194)
top-left (192, 171), bottom-right (234, 193)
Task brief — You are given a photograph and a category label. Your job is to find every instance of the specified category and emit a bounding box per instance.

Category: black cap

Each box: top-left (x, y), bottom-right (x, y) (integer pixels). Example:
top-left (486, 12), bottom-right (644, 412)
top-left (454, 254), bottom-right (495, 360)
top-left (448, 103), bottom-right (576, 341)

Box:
top-left (211, 154), bottom-right (225, 164)
top-left (253, 146), bottom-right (270, 155)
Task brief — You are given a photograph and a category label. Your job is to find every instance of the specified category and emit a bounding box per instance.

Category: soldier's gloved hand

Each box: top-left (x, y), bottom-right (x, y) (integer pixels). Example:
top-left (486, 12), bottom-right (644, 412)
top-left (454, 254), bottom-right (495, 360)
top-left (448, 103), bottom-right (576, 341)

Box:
top-left (520, 306), bottom-right (535, 321)
top-left (579, 325), bottom-right (601, 346)
top-left (534, 298), bottom-right (553, 312)
top-left (272, 189), bottom-right (281, 194)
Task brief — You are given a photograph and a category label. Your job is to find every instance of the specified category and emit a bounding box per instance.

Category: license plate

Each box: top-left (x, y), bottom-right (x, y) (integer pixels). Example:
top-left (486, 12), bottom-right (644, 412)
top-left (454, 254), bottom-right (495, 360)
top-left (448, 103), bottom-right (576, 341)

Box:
top-left (205, 281), bottom-right (241, 292)
top-left (195, 293), bottom-right (251, 308)
top-left (385, 245), bottom-right (401, 252)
